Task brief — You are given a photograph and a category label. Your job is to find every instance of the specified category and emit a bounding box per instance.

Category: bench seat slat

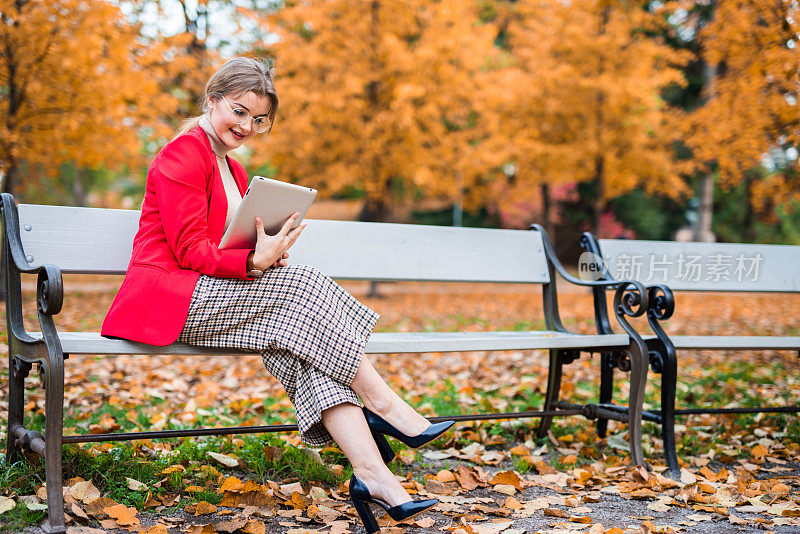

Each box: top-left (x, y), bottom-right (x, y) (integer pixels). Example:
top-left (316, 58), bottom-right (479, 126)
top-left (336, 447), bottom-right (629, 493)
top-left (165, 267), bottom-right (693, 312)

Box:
top-left (30, 331), bottom-right (630, 355)
top-left (647, 335), bottom-right (800, 351)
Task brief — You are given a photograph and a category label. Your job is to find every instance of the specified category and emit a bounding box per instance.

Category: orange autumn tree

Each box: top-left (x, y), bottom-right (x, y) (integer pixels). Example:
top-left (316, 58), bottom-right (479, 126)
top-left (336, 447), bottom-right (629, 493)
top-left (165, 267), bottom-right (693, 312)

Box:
top-left (127, 1), bottom-right (263, 133)
top-left (479, 0), bottom-right (689, 231)
top-left (254, 0), bottom-right (496, 222)
top-left (682, 0), bottom-right (800, 237)
top-left (0, 0), bottom-right (170, 200)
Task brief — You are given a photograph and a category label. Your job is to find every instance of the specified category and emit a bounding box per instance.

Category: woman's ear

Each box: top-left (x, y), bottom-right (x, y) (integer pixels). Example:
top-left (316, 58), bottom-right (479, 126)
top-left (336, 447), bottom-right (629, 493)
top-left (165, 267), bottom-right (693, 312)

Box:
top-left (206, 94), bottom-right (217, 111)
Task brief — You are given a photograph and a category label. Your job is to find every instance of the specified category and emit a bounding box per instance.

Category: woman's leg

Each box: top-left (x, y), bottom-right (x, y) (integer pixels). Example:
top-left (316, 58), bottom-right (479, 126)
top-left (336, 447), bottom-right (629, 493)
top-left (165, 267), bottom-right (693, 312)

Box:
top-left (321, 402), bottom-right (412, 506)
top-left (350, 357), bottom-right (430, 437)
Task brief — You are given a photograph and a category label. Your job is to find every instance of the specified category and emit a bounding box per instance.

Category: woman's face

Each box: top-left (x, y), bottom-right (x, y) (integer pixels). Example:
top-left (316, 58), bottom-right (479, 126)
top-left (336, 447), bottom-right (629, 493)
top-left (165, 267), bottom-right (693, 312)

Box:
top-left (207, 91), bottom-right (272, 150)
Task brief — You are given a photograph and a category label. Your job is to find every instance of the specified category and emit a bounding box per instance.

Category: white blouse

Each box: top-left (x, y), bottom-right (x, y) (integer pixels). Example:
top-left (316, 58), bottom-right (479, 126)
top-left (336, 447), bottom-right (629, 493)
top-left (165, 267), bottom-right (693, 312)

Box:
top-left (199, 116), bottom-right (242, 232)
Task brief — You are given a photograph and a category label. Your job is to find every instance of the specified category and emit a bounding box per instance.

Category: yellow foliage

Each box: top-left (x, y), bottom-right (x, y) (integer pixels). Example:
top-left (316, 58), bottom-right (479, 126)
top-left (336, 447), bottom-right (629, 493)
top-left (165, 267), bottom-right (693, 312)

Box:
top-left (0, 0), bottom-right (176, 197)
top-left (479, 0), bottom-right (691, 216)
top-left (684, 0), bottom-right (800, 188)
top-left (253, 0), bottom-right (496, 221)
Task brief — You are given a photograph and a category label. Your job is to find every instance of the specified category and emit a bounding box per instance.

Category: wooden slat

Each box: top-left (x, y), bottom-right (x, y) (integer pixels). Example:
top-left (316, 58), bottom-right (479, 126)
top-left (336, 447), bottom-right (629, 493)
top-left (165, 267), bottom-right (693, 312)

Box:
top-left (646, 335), bottom-right (800, 351)
top-left (31, 331), bottom-right (629, 355)
top-left (18, 204), bottom-right (550, 283)
top-left (599, 239), bottom-right (800, 292)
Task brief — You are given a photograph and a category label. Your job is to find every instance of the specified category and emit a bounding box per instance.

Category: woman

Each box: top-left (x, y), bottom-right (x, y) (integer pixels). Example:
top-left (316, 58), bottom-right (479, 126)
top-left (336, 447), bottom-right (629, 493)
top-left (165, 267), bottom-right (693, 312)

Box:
top-left (101, 57), bottom-right (453, 532)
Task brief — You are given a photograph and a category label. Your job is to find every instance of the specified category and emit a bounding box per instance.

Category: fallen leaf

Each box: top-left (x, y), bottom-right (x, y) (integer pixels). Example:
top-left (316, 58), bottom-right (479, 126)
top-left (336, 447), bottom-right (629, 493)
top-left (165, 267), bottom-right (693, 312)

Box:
top-left (470, 521), bottom-right (514, 534)
top-left (509, 445), bottom-right (530, 456)
top-left (66, 527), bottom-right (107, 534)
top-left (215, 516), bottom-right (247, 532)
top-left (415, 517), bottom-right (436, 528)
top-left (70, 503), bottom-right (90, 523)
top-left (126, 477), bottom-right (147, 491)
top-left (83, 498), bottom-right (118, 517)
top-left (455, 465), bottom-right (482, 490)
top-left (436, 470), bottom-right (456, 483)
top-left (102, 504), bottom-right (140, 527)
top-left (492, 484), bottom-right (517, 495)
top-left (242, 520), bottom-right (266, 534)
top-left (160, 465), bottom-right (186, 475)
top-left (194, 501), bottom-right (217, 515)
top-left (208, 451), bottom-right (239, 467)
top-left (544, 508), bottom-right (569, 518)
top-left (70, 480), bottom-right (101, 504)
top-left (0, 497), bottom-right (15, 514)
top-left (490, 471), bottom-right (523, 490)
top-left (219, 476), bottom-right (244, 493)
top-left (751, 444), bottom-right (768, 460)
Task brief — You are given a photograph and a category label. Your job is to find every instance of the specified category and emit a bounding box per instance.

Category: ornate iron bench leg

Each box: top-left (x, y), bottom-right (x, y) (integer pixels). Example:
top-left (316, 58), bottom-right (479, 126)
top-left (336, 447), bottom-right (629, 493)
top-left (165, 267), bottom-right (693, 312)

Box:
top-left (596, 351), bottom-right (614, 438)
top-left (648, 340), bottom-right (679, 477)
top-left (42, 349), bottom-right (66, 534)
top-left (646, 285), bottom-right (679, 477)
top-left (537, 349), bottom-right (563, 438)
top-left (625, 340), bottom-right (647, 467)
top-left (6, 357), bottom-right (31, 462)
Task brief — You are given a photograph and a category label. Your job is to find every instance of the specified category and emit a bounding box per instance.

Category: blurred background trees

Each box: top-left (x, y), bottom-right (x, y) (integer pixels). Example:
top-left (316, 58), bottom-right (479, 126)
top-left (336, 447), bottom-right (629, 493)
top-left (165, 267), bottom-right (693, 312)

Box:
top-left (0, 0), bottom-right (798, 245)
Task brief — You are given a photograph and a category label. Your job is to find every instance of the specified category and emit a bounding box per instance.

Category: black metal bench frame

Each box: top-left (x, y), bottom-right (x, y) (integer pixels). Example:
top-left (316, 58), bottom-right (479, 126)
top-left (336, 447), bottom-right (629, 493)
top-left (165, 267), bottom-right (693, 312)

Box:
top-left (580, 231), bottom-right (800, 477)
top-left (3, 193), bottom-right (654, 533)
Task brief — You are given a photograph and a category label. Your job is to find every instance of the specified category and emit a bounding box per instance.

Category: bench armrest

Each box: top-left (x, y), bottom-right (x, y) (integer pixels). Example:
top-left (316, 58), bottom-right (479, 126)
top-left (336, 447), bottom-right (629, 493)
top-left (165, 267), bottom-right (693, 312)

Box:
top-left (2, 193), bottom-right (64, 319)
top-left (529, 224), bottom-right (649, 320)
top-left (579, 231), bottom-right (675, 322)
top-left (579, 230), bottom-right (677, 373)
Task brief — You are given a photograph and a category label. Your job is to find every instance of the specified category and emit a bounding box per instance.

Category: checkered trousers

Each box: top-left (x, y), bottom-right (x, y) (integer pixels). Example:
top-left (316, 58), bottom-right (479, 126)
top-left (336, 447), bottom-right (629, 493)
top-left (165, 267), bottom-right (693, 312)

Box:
top-left (177, 264), bottom-right (380, 446)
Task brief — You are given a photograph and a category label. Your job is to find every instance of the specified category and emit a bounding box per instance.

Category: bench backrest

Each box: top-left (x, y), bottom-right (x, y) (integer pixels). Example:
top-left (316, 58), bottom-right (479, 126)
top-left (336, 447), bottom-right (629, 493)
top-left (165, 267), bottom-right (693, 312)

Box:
top-left (598, 239), bottom-right (800, 292)
top-left (16, 204), bottom-right (550, 284)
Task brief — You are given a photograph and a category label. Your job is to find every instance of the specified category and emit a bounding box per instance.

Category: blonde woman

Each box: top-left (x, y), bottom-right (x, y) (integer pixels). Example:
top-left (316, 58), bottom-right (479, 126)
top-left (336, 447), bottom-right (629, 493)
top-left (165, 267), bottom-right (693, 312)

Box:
top-left (102, 57), bottom-right (452, 532)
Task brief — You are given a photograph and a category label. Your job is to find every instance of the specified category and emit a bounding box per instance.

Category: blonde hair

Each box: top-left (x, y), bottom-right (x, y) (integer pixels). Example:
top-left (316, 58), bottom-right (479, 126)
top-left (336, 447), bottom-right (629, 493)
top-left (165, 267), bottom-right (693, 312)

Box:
top-left (175, 57), bottom-right (279, 138)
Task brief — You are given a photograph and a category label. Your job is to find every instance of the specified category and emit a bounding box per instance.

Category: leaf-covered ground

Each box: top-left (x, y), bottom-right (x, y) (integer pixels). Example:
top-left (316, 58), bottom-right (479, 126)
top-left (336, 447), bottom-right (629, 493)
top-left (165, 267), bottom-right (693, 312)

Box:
top-left (2, 274), bottom-right (800, 534)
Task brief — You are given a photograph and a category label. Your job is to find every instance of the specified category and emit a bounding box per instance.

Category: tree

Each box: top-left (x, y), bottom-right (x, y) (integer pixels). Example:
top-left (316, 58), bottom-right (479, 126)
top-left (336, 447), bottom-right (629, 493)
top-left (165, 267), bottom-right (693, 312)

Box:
top-left (0, 0), bottom-right (170, 200)
top-left (477, 0), bottom-right (690, 233)
top-left (681, 0), bottom-right (800, 241)
top-left (253, 0), bottom-right (496, 222)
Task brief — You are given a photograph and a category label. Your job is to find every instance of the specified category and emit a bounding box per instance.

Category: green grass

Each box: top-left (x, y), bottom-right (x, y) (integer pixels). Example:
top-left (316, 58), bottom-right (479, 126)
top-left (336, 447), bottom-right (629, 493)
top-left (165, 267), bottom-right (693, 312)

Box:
top-left (1, 502), bottom-right (47, 533)
top-left (4, 354), bottom-right (800, 530)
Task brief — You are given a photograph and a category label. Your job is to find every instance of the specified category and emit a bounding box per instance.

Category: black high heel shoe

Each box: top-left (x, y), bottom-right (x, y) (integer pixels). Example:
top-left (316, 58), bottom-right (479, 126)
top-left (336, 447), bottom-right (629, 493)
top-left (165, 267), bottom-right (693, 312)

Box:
top-left (363, 407), bottom-right (455, 464)
top-left (349, 474), bottom-right (438, 533)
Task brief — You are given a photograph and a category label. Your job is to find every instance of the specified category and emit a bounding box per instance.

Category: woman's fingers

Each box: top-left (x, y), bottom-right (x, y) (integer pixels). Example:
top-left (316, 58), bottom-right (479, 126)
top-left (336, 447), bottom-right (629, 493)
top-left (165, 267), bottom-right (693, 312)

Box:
top-left (286, 222), bottom-right (306, 245)
top-left (277, 212), bottom-right (300, 238)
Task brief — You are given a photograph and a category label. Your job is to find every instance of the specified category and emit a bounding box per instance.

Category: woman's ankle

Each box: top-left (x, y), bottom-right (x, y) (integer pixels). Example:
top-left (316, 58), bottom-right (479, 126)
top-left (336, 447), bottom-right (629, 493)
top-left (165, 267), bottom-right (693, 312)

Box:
top-left (353, 468), bottom-right (411, 507)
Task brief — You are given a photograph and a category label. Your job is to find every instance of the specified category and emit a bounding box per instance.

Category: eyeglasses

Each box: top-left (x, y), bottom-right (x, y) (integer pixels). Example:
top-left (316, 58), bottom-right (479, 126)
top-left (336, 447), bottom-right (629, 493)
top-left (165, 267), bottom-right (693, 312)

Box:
top-left (219, 95), bottom-right (272, 134)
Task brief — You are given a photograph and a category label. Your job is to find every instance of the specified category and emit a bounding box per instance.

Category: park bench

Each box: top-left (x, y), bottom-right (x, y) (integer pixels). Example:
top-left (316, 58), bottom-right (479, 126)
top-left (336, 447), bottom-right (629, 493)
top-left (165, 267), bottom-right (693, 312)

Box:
top-left (578, 232), bottom-right (800, 476)
top-left (3, 193), bottom-right (653, 533)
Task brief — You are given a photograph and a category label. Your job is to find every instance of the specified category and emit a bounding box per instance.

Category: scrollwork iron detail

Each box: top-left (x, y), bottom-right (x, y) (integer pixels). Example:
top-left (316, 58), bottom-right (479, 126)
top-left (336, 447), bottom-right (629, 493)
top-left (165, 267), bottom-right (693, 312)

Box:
top-left (647, 284), bottom-right (675, 322)
top-left (613, 281), bottom-right (648, 319)
top-left (37, 265), bottom-right (63, 316)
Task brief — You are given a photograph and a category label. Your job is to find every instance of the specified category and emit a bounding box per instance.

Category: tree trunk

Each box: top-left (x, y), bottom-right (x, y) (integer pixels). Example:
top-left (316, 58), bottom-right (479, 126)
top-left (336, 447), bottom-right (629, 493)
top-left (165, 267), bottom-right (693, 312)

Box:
top-left (694, 173), bottom-right (714, 242)
top-left (2, 160), bottom-right (18, 196)
top-left (541, 182), bottom-right (553, 240)
top-left (694, 61), bottom-right (718, 243)
top-left (743, 172), bottom-right (755, 242)
top-left (592, 156), bottom-right (605, 234)
top-left (72, 168), bottom-right (85, 206)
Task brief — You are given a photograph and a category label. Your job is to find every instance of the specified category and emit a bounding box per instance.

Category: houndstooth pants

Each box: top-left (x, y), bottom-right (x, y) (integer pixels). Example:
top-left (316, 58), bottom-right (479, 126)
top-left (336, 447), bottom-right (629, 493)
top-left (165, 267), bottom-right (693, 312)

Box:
top-left (177, 264), bottom-right (380, 446)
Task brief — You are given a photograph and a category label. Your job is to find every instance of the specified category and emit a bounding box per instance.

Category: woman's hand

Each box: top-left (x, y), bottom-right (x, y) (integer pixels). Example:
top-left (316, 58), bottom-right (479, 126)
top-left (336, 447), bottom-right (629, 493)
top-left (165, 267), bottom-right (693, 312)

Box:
top-left (248, 213), bottom-right (307, 271)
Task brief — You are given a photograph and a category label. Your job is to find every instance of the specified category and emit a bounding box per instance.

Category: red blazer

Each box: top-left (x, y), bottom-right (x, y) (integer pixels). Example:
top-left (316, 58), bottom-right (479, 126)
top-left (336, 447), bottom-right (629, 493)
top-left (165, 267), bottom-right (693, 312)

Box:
top-left (101, 126), bottom-right (254, 346)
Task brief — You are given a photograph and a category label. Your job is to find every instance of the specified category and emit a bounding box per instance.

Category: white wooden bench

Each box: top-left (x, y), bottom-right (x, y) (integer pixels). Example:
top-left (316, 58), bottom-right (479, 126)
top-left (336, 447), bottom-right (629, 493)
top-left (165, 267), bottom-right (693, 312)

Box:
top-left (2, 194), bottom-right (652, 533)
top-left (580, 233), bottom-right (800, 476)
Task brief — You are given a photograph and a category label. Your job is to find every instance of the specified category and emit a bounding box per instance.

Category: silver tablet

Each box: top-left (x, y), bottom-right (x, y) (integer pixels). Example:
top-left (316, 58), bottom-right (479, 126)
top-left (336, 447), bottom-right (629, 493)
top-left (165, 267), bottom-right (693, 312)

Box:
top-left (218, 176), bottom-right (317, 250)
